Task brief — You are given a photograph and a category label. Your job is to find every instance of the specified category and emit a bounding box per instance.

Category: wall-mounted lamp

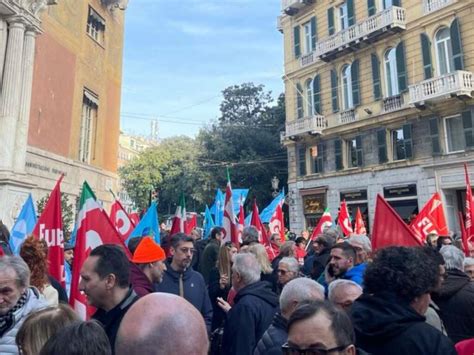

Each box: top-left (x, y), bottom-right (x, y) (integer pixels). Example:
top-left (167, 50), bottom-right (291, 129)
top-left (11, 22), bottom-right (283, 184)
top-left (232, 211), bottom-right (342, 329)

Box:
top-left (364, 108), bottom-right (373, 115)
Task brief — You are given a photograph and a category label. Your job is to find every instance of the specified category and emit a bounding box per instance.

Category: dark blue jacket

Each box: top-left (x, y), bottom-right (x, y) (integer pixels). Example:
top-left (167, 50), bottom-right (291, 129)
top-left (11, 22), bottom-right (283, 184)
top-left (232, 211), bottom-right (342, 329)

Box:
top-left (222, 281), bottom-right (278, 355)
top-left (155, 261), bottom-right (213, 333)
top-left (254, 312), bottom-right (287, 355)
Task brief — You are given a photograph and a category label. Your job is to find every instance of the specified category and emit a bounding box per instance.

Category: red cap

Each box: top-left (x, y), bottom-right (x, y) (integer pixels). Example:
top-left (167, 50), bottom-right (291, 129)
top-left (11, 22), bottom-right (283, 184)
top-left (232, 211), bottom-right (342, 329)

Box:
top-left (131, 237), bottom-right (166, 264)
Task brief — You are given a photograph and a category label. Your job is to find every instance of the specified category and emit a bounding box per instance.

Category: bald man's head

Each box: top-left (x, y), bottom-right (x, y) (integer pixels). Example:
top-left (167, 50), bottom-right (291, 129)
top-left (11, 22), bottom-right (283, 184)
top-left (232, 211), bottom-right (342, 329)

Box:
top-left (116, 293), bottom-right (209, 355)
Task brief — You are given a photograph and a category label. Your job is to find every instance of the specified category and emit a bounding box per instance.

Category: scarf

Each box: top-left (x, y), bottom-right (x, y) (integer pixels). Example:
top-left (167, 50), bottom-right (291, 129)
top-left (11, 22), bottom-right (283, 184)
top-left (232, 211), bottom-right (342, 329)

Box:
top-left (0, 290), bottom-right (28, 337)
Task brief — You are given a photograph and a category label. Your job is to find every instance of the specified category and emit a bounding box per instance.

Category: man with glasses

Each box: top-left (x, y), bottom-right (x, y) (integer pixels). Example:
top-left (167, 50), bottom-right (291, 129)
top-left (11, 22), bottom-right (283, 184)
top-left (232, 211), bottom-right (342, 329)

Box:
top-left (155, 233), bottom-right (213, 334)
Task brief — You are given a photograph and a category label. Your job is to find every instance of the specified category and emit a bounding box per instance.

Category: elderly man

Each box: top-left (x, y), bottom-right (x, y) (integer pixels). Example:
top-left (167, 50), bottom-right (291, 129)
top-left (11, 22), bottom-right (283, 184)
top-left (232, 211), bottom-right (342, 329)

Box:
top-left (328, 279), bottom-right (362, 311)
top-left (116, 293), bottom-right (209, 355)
top-left (80, 244), bottom-right (138, 353)
top-left (464, 257), bottom-right (474, 281)
top-left (277, 257), bottom-right (299, 293)
top-left (285, 300), bottom-right (357, 355)
top-left (433, 246), bottom-right (474, 343)
top-left (351, 247), bottom-right (456, 355)
top-left (221, 253), bottom-right (278, 355)
top-left (348, 235), bottom-right (371, 265)
top-left (0, 256), bottom-right (47, 354)
top-left (254, 278), bottom-right (324, 355)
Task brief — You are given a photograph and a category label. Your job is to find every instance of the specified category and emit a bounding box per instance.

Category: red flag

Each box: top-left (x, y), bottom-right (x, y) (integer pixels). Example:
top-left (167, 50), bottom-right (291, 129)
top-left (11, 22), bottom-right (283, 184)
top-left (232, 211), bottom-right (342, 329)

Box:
top-left (170, 195), bottom-right (186, 236)
top-left (32, 175), bottom-right (65, 287)
top-left (464, 164), bottom-right (474, 243)
top-left (250, 201), bottom-right (275, 259)
top-left (372, 194), bottom-right (422, 251)
top-left (129, 212), bottom-right (140, 226)
top-left (354, 207), bottom-right (367, 235)
top-left (410, 193), bottom-right (448, 244)
top-left (338, 201), bottom-right (353, 236)
top-left (110, 200), bottom-right (136, 241)
top-left (459, 211), bottom-right (470, 257)
top-left (223, 177), bottom-right (238, 245)
top-left (237, 198), bottom-right (245, 244)
top-left (269, 202), bottom-right (285, 243)
top-left (184, 213), bottom-right (197, 235)
top-left (310, 208), bottom-right (333, 241)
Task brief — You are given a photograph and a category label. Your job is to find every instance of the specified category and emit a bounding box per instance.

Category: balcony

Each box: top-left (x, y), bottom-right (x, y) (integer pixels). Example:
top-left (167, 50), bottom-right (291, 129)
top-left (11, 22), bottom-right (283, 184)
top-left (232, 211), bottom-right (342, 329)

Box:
top-left (300, 51), bottom-right (317, 67)
top-left (281, 0), bottom-right (313, 16)
top-left (383, 94), bottom-right (405, 113)
top-left (285, 114), bottom-right (327, 139)
top-left (315, 6), bottom-right (406, 62)
top-left (339, 109), bottom-right (356, 124)
top-left (423, 0), bottom-right (454, 14)
top-left (409, 71), bottom-right (474, 106)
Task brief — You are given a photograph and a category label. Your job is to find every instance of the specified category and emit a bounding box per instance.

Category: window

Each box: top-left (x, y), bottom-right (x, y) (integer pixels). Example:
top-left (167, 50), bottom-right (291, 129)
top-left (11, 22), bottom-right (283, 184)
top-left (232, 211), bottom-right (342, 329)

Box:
top-left (79, 90), bottom-right (98, 163)
top-left (338, 2), bottom-right (349, 30)
top-left (384, 48), bottom-right (399, 96)
top-left (435, 27), bottom-right (454, 75)
top-left (392, 124), bottom-right (412, 160)
top-left (306, 79), bottom-right (313, 116)
top-left (87, 6), bottom-right (105, 44)
top-left (444, 113), bottom-right (474, 153)
top-left (296, 84), bottom-right (304, 119)
top-left (342, 64), bottom-right (353, 110)
top-left (310, 143), bottom-right (324, 174)
top-left (347, 136), bottom-right (363, 167)
top-left (298, 146), bottom-right (307, 176)
top-left (303, 21), bottom-right (312, 54)
top-left (335, 139), bottom-right (343, 170)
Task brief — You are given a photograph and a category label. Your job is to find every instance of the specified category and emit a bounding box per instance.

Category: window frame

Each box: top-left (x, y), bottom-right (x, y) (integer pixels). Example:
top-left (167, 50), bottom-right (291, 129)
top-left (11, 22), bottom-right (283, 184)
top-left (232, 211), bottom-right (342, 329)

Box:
top-left (338, 2), bottom-right (349, 31)
top-left (303, 21), bottom-right (313, 54)
top-left (384, 47), bottom-right (399, 97)
top-left (444, 114), bottom-right (466, 153)
top-left (434, 27), bottom-right (454, 75)
top-left (86, 6), bottom-right (106, 45)
top-left (341, 64), bottom-right (353, 110)
top-left (306, 78), bottom-right (314, 116)
top-left (79, 90), bottom-right (98, 163)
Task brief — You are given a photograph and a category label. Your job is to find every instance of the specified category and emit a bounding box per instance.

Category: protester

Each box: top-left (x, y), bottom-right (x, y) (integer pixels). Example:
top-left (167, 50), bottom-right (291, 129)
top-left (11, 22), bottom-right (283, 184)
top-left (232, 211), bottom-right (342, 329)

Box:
top-left (199, 227), bottom-right (224, 284)
top-left (220, 253), bottom-right (278, 355)
top-left (248, 243), bottom-right (274, 286)
top-left (79, 244), bottom-right (138, 353)
top-left (324, 243), bottom-right (365, 287)
top-left (426, 232), bottom-right (439, 249)
top-left (39, 239), bottom-right (68, 304)
top-left (433, 245), bottom-right (474, 343)
top-left (254, 278), bottom-right (324, 355)
top-left (155, 233), bottom-right (213, 333)
top-left (20, 236), bottom-right (59, 306)
top-left (347, 235), bottom-right (371, 265)
top-left (241, 226), bottom-right (260, 246)
top-left (130, 237), bottom-right (167, 296)
top-left (16, 304), bottom-right (78, 355)
top-left (0, 255), bottom-right (47, 354)
top-left (437, 235), bottom-right (453, 250)
top-left (464, 257), bottom-right (474, 280)
top-left (270, 241), bottom-right (296, 281)
top-left (351, 246), bottom-right (456, 355)
top-left (40, 320), bottom-right (111, 355)
top-left (277, 257), bottom-right (299, 293)
top-left (190, 227), bottom-right (206, 271)
top-left (285, 300), bottom-right (357, 355)
top-left (64, 243), bottom-right (74, 298)
top-left (116, 293), bottom-right (209, 355)
top-left (294, 237), bottom-right (307, 265)
top-left (303, 232), bottom-right (335, 280)
top-left (328, 279), bottom-right (362, 311)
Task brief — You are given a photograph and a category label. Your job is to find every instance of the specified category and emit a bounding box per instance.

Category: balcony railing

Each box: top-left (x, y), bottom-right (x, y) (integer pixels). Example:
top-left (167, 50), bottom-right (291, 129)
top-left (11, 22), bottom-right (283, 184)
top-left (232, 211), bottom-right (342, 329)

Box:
top-left (315, 6), bottom-right (406, 61)
top-left (281, 0), bottom-right (313, 15)
top-left (339, 109), bottom-right (356, 124)
top-left (285, 114), bottom-right (327, 138)
top-left (300, 51), bottom-right (316, 67)
top-left (409, 71), bottom-right (474, 105)
top-left (383, 94), bottom-right (405, 112)
top-left (423, 0), bottom-right (454, 14)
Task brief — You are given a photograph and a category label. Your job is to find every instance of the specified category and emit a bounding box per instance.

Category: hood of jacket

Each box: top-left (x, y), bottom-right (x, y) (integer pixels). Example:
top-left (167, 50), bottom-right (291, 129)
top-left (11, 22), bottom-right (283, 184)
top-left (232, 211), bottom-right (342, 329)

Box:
top-left (351, 292), bottom-right (425, 340)
top-left (434, 268), bottom-right (470, 299)
top-left (163, 260), bottom-right (194, 281)
top-left (235, 280), bottom-right (279, 308)
top-left (129, 262), bottom-right (153, 294)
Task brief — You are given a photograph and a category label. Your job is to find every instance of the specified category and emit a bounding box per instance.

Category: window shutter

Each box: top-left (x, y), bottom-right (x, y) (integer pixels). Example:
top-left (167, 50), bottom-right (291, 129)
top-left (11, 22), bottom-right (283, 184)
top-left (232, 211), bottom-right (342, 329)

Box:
top-left (396, 41), bottom-right (408, 92)
top-left (313, 75), bottom-right (322, 114)
top-left (294, 26), bottom-right (301, 58)
top-left (368, 0), bottom-right (376, 16)
top-left (462, 110), bottom-right (474, 148)
top-left (429, 117), bottom-right (441, 155)
top-left (298, 146), bottom-right (307, 176)
top-left (392, 0), bottom-right (401, 6)
top-left (335, 139), bottom-right (343, 170)
top-left (314, 143), bottom-right (325, 173)
top-left (331, 69), bottom-right (339, 113)
top-left (356, 135), bottom-right (363, 166)
top-left (351, 59), bottom-right (360, 107)
top-left (311, 17), bottom-right (317, 50)
top-left (347, 0), bottom-right (355, 27)
top-left (377, 129), bottom-right (387, 163)
top-left (450, 18), bottom-right (464, 70)
top-left (420, 33), bottom-right (433, 79)
top-left (296, 84), bottom-right (304, 119)
top-left (371, 54), bottom-right (381, 100)
top-left (328, 8), bottom-right (335, 35)
top-left (403, 124), bottom-right (413, 159)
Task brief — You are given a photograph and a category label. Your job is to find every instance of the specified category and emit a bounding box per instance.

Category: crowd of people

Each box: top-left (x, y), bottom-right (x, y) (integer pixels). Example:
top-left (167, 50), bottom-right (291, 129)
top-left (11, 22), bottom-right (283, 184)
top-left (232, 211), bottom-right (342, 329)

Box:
top-left (1, 221), bottom-right (474, 354)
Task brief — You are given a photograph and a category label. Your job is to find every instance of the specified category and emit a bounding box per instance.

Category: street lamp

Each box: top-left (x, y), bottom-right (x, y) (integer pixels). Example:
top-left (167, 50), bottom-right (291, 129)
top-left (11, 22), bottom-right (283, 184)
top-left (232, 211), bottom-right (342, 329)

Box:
top-left (271, 176), bottom-right (280, 197)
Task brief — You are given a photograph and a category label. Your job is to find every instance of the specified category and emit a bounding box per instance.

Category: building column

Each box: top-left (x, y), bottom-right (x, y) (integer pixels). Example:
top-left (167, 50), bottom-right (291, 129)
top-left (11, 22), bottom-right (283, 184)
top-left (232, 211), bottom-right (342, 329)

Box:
top-left (13, 29), bottom-right (37, 172)
top-left (0, 20), bottom-right (25, 169)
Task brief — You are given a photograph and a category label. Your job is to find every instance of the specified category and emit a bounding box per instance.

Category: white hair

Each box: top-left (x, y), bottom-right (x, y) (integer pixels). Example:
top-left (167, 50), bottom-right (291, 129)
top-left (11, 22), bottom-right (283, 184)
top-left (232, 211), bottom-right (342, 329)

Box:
top-left (279, 257), bottom-right (299, 273)
top-left (232, 253), bottom-right (261, 286)
top-left (328, 279), bottom-right (363, 303)
top-left (0, 255), bottom-right (30, 288)
top-left (440, 245), bottom-right (465, 271)
top-left (349, 235), bottom-right (372, 253)
top-left (464, 257), bottom-right (474, 268)
top-left (279, 278), bottom-right (325, 313)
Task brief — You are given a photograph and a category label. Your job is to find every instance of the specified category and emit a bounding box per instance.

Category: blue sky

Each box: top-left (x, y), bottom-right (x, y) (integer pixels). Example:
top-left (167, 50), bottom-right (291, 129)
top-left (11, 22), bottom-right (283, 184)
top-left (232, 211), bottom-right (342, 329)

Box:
top-left (120, 0), bottom-right (284, 139)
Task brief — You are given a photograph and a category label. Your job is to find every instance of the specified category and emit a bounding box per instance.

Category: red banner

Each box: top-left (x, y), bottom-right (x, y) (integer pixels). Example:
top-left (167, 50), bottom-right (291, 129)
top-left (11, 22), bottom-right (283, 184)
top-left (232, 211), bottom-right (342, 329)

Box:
top-left (410, 192), bottom-right (448, 244)
top-left (338, 200), bottom-right (353, 236)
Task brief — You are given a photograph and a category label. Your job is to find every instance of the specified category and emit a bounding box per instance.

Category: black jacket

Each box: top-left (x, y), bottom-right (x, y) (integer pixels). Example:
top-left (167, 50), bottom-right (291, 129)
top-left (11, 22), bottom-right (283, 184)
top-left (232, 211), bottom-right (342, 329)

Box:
top-left (432, 269), bottom-right (474, 343)
top-left (199, 239), bottom-right (220, 284)
top-left (155, 261), bottom-right (213, 333)
top-left (191, 238), bottom-right (208, 271)
top-left (302, 248), bottom-right (331, 280)
top-left (222, 281), bottom-right (278, 355)
top-left (351, 292), bottom-right (456, 355)
top-left (208, 266), bottom-right (231, 330)
top-left (254, 312), bottom-right (287, 355)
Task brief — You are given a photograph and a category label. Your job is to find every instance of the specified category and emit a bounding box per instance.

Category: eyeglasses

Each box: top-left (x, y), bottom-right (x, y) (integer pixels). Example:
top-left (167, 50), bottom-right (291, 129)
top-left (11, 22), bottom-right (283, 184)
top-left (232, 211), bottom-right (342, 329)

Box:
top-left (277, 269), bottom-right (288, 275)
top-left (282, 342), bottom-right (350, 355)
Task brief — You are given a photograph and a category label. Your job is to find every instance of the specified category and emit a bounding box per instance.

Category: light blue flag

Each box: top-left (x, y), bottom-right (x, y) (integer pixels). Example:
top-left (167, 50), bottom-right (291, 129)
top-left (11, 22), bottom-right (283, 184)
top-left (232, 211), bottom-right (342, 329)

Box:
top-left (260, 191), bottom-right (285, 223)
top-left (9, 194), bottom-right (37, 255)
top-left (127, 202), bottom-right (160, 244)
top-left (203, 205), bottom-right (215, 239)
top-left (232, 189), bottom-right (249, 215)
top-left (210, 189), bottom-right (225, 227)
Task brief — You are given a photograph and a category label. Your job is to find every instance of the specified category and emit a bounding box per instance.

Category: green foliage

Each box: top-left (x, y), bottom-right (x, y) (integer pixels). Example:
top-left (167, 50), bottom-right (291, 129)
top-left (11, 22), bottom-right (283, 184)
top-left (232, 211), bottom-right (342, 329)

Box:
top-left (36, 192), bottom-right (75, 240)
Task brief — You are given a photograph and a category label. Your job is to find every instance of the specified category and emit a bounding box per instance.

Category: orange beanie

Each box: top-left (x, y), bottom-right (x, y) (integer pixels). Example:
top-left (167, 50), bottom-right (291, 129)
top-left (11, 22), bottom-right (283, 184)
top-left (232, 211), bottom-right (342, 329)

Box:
top-left (131, 237), bottom-right (166, 264)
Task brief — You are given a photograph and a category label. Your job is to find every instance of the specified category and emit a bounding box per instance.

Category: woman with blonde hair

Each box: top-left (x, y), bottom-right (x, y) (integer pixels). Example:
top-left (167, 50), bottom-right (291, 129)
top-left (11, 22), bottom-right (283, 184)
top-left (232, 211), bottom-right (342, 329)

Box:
top-left (248, 243), bottom-right (276, 288)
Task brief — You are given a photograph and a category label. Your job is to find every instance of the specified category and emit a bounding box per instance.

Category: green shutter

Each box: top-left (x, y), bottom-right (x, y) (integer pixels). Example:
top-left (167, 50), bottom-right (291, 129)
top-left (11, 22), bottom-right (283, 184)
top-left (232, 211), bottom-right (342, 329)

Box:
top-left (403, 124), bottom-right (413, 159)
top-left (311, 17), bottom-right (317, 50)
top-left (368, 0), bottom-right (376, 16)
top-left (371, 54), bottom-right (381, 100)
top-left (313, 75), bottom-right (321, 114)
top-left (429, 117), bottom-right (441, 155)
top-left (335, 139), bottom-right (343, 170)
top-left (314, 143), bottom-right (324, 173)
top-left (420, 33), bottom-right (433, 79)
top-left (351, 60), bottom-right (360, 107)
top-left (356, 135), bottom-right (363, 167)
top-left (296, 83), bottom-right (304, 119)
top-left (294, 26), bottom-right (301, 58)
top-left (392, 0), bottom-right (401, 6)
top-left (462, 110), bottom-right (474, 148)
top-left (328, 8), bottom-right (335, 35)
top-left (396, 41), bottom-right (408, 92)
top-left (347, 0), bottom-right (355, 26)
top-left (377, 129), bottom-right (387, 163)
top-left (450, 18), bottom-right (464, 70)
top-left (331, 69), bottom-right (339, 113)
top-left (298, 146), bottom-right (307, 176)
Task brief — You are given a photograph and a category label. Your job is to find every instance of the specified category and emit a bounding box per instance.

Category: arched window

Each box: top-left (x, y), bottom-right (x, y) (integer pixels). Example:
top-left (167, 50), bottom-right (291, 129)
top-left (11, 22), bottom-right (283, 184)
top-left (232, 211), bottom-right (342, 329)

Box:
top-left (435, 27), bottom-right (454, 75)
top-left (384, 47), bottom-right (399, 96)
top-left (306, 79), bottom-right (313, 116)
top-left (342, 64), bottom-right (353, 110)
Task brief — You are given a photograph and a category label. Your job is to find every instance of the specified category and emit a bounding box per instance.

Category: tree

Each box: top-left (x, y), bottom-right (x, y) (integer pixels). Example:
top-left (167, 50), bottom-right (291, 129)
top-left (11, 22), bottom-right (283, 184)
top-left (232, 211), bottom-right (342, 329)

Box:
top-left (37, 192), bottom-right (75, 240)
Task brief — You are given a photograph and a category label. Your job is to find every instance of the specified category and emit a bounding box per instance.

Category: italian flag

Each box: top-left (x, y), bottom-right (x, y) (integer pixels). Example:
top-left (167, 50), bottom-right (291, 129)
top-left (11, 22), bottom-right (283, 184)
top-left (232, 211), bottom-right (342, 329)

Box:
top-left (170, 194), bottom-right (186, 236)
top-left (310, 208), bottom-right (333, 241)
top-left (222, 171), bottom-right (237, 245)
